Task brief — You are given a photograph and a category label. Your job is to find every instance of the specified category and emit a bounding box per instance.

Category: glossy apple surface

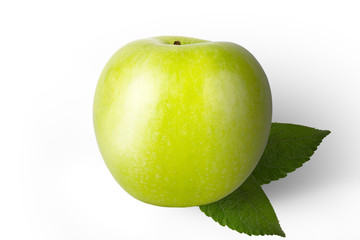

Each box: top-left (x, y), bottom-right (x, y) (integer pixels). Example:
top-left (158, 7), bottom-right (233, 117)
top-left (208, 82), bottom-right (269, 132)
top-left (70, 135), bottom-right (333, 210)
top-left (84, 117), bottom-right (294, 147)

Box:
top-left (93, 36), bottom-right (272, 207)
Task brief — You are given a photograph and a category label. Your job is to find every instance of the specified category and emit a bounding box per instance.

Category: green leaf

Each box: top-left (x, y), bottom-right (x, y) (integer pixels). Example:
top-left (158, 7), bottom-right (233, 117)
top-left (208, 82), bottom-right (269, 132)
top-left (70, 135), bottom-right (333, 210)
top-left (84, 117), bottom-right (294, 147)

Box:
top-left (252, 123), bottom-right (331, 185)
top-left (200, 175), bottom-right (285, 237)
top-left (199, 122), bottom-right (330, 236)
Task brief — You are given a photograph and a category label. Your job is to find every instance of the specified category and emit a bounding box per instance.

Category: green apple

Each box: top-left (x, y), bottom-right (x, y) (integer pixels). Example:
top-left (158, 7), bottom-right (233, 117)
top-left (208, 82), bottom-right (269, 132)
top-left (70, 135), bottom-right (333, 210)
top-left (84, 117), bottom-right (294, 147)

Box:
top-left (93, 36), bottom-right (272, 207)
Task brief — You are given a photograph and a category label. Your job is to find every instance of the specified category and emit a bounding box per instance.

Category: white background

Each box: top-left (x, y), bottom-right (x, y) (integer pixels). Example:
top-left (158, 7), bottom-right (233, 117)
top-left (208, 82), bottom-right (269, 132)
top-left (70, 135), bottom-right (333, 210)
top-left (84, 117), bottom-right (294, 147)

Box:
top-left (1, 0), bottom-right (359, 239)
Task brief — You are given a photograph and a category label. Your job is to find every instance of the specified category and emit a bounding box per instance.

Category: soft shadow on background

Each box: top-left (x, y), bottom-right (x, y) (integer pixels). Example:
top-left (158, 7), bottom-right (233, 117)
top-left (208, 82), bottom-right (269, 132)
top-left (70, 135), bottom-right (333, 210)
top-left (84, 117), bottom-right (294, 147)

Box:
top-left (262, 156), bottom-right (332, 201)
top-left (262, 79), bottom-right (341, 202)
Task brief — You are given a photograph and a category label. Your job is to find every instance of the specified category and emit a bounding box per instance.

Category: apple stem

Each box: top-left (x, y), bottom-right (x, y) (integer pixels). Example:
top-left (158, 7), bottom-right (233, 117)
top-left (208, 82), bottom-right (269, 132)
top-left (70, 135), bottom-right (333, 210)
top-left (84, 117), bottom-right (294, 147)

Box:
top-left (174, 41), bottom-right (181, 45)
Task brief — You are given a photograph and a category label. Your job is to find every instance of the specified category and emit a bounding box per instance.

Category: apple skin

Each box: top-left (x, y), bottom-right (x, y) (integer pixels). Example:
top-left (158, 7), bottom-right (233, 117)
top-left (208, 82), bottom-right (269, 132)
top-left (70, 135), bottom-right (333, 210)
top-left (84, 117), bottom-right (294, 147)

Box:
top-left (93, 36), bottom-right (272, 207)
